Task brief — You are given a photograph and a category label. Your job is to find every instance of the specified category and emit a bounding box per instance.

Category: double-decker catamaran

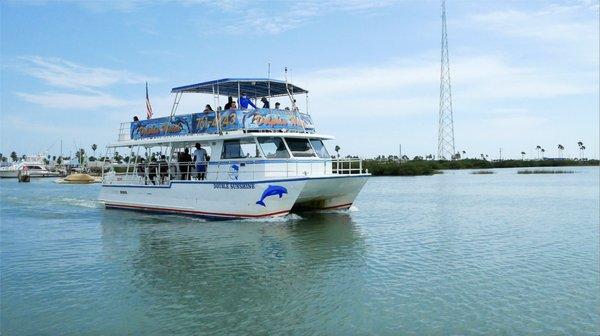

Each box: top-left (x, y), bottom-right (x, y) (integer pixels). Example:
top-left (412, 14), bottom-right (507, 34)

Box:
top-left (99, 78), bottom-right (369, 219)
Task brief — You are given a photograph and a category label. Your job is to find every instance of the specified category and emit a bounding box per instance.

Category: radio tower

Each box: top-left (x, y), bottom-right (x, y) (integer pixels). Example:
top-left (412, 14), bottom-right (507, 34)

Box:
top-left (437, 0), bottom-right (456, 160)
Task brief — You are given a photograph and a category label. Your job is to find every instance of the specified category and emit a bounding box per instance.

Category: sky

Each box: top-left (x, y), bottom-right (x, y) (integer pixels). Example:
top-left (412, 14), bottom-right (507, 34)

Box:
top-left (1, 0), bottom-right (598, 160)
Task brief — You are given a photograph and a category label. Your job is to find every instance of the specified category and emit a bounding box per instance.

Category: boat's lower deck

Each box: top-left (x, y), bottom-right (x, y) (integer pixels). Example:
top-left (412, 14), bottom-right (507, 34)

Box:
top-left (99, 174), bottom-right (369, 219)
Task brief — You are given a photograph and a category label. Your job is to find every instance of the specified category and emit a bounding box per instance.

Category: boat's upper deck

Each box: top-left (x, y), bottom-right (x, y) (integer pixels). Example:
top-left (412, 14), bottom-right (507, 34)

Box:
top-left (118, 78), bottom-right (315, 143)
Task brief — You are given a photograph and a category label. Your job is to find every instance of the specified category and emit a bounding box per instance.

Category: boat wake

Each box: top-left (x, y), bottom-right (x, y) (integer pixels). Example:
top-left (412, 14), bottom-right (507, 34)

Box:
top-left (56, 197), bottom-right (100, 209)
top-left (316, 205), bottom-right (359, 214)
top-left (242, 213), bottom-right (303, 223)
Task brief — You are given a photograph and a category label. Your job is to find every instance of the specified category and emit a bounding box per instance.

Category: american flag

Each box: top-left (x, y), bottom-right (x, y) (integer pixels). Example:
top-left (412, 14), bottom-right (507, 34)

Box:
top-left (146, 82), bottom-right (153, 119)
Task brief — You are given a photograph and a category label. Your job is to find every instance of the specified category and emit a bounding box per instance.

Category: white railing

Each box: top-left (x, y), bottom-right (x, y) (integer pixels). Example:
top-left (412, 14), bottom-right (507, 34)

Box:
top-left (102, 158), bottom-right (365, 185)
top-left (332, 158), bottom-right (363, 174)
top-left (118, 122), bottom-right (131, 141)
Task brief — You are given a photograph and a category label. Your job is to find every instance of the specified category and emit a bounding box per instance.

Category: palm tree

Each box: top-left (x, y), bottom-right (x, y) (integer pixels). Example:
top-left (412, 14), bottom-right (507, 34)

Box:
top-left (521, 151), bottom-right (526, 160)
top-left (577, 141), bottom-right (584, 159)
top-left (10, 151), bottom-right (18, 162)
top-left (113, 151), bottom-right (123, 163)
top-left (535, 145), bottom-right (541, 159)
top-left (557, 144), bottom-right (564, 158)
top-left (334, 145), bottom-right (341, 158)
top-left (91, 144), bottom-right (98, 158)
top-left (541, 148), bottom-right (545, 158)
top-left (75, 148), bottom-right (86, 165)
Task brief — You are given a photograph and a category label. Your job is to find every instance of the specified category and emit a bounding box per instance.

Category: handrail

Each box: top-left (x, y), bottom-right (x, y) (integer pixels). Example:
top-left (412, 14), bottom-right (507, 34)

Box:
top-left (102, 158), bottom-right (365, 185)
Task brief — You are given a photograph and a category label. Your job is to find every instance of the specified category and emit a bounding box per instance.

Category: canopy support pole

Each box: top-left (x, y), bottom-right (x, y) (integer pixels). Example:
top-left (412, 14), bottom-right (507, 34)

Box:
top-left (169, 92), bottom-right (182, 118)
top-left (217, 84), bottom-right (222, 135)
top-left (305, 93), bottom-right (309, 115)
top-left (267, 63), bottom-right (271, 103)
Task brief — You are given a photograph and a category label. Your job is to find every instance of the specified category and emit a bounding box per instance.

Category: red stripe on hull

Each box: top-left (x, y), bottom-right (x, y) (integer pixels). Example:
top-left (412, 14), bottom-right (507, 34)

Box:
top-left (104, 203), bottom-right (290, 219)
top-left (320, 203), bottom-right (353, 210)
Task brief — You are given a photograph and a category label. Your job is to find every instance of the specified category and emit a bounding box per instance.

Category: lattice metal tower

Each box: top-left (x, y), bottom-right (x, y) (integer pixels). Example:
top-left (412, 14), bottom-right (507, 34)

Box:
top-left (437, 0), bottom-right (456, 160)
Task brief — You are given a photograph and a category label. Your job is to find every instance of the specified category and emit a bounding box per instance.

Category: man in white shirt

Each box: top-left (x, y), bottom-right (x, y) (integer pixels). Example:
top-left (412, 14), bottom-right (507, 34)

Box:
top-left (193, 143), bottom-right (208, 180)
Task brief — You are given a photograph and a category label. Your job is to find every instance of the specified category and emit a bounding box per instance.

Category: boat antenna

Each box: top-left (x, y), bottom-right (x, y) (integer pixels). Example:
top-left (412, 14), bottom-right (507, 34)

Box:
top-left (267, 62), bottom-right (271, 101)
top-left (284, 67), bottom-right (296, 110)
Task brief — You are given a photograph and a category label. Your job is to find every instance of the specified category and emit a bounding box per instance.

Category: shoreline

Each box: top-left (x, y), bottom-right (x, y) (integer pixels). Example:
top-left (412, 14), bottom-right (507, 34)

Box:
top-left (362, 159), bottom-right (599, 176)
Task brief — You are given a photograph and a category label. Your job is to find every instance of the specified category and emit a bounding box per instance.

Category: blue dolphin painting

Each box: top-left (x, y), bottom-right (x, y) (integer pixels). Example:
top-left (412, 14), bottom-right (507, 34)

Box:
top-left (229, 164), bottom-right (240, 180)
top-left (256, 185), bottom-right (288, 207)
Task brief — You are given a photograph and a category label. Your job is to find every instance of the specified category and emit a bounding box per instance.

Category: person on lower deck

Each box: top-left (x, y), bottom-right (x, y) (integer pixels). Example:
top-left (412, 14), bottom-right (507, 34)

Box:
top-left (148, 157), bottom-right (157, 185)
top-left (193, 143), bottom-right (208, 180)
top-left (158, 155), bottom-right (168, 183)
top-left (179, 148), bottom-right (192, 180)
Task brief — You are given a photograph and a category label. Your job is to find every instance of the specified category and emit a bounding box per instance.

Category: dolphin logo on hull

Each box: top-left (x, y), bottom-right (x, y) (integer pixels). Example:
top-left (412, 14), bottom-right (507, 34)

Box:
top-left (256, 185), bottom-right (288, 207)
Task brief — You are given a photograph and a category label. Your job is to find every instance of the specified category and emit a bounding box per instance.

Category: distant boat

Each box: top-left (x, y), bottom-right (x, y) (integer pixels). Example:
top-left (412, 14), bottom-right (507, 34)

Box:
top-left (55, 172), bottom-right (100, 184)
top-left (0, 154), bottom-right (61, 178)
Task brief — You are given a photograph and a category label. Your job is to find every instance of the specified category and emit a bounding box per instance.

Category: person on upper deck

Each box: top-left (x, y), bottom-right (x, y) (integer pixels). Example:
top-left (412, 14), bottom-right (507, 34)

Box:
top-left (261, 97), bottom-right (270, 109)
top-left (239, 94), bottom-right (257, 109)
top-left (193, 143), bottom-right (208, 180)
top-left (274, 102), bottom-right (281, 110)
top-left (133, 116), bottom-right (140, 122)
top-left (224, 96), bottom-right (234, 110)
top-left (204, 104), bottom-right (214, 113)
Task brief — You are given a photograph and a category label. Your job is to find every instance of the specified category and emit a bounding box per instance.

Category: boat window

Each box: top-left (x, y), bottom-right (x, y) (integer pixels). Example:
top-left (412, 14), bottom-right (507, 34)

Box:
top-left (284, 138), bottom-right (316, 157)
top-left (309, 139), bottom-right (331, 159)
top-left (221, 139), bottom-right (261, 159)
top-left (257, 137), bottom-right (290, 159)
top-left (28, 165), bottom-right (43, 170)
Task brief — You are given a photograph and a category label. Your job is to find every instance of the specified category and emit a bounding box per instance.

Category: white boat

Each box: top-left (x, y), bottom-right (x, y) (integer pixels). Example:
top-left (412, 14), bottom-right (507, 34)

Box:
top-left (99, 78), bottom-right (369, 219)
top-left (0, 154), bottom-right (61, 178)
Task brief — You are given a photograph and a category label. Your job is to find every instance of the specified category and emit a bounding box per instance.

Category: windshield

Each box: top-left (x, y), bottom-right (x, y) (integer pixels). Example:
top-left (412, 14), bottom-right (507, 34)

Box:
top-left (221, 139), bottom-right (261, 159)
top-left (257, 137), bottom-right (290, 158)
top-left (284, 138), bottom-right (316, 157)
top-left (309, 139), bottom-right (330, 159)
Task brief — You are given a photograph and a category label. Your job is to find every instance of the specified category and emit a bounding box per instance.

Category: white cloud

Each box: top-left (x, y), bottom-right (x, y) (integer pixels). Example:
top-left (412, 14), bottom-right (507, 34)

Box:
top-left (297, 55), bottom-right (592, 114)
top-left (14, 56), bottom-right (157, 111)
top-left (468, 3), bottom-right (599, 65)
top-left (19, 56), bottom-right (151, 90)
top-left (199, 0), bottom-right (398, 35)
top-left (15, 92), bottom-right (135, 110)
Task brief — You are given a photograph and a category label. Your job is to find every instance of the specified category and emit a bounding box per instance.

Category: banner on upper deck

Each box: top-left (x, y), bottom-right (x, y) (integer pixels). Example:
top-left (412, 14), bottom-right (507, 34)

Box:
top-left (241, 108), bottom-right (313, 132)
top-left (130, 115), bottom-right (193, 139)
top-left (131, 109), bottom-right (315, 139)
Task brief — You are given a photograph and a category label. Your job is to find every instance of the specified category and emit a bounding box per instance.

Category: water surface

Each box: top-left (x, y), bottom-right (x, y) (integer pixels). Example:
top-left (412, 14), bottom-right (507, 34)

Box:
top-left (1, 167), bottom-right (598, 335)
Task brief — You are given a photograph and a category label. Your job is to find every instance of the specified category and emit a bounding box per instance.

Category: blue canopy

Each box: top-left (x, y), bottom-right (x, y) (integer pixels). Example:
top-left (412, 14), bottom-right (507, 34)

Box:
top-left (171, 78), bottom-right (308, 97)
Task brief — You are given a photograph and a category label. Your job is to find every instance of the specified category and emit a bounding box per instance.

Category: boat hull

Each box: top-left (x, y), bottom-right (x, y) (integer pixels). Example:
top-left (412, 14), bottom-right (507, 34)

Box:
top-left (294, 174), bottom-right (369, 210)
top-left (0, 170), bottom-right (61, 178)
top-left (99, 178), bottom-right (308, 219)
top-left (99, 174), bottom-right (369, 219)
